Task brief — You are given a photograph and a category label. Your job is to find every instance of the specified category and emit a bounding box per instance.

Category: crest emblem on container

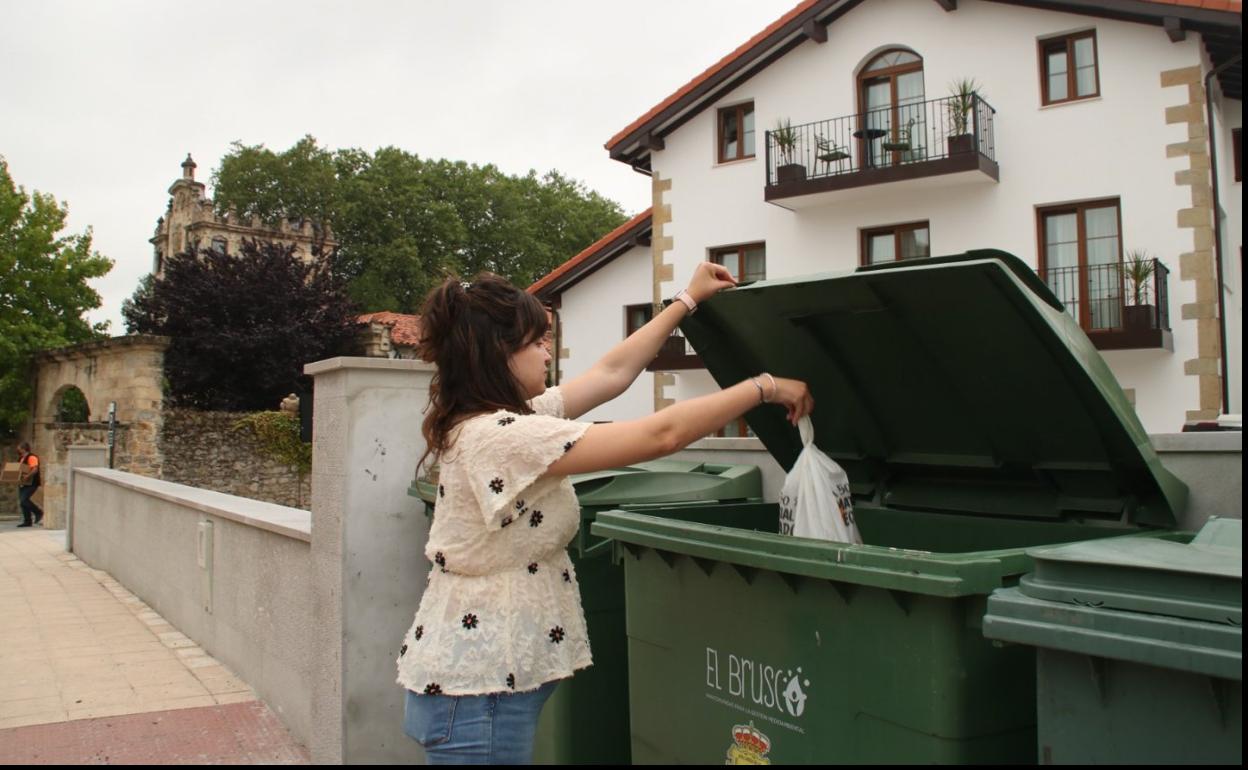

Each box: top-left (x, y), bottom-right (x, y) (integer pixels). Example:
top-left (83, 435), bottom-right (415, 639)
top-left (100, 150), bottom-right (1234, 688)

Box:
top-left (725, 722), bottom-right (772, 765)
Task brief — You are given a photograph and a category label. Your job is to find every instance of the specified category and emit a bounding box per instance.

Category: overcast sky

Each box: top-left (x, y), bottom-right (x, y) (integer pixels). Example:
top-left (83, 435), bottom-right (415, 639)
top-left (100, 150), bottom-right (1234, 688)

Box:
top-left (1, 0), bottom-right (799, 332)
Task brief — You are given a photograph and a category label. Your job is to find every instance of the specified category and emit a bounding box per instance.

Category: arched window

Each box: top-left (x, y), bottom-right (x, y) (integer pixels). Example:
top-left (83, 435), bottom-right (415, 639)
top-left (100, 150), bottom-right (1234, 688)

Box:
top-left (858, 49), bottom-right (925, 167)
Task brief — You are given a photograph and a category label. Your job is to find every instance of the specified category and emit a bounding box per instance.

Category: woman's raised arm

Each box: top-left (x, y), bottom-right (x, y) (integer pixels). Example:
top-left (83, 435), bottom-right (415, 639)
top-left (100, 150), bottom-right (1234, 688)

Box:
top-left (559, 262), bottom-right (736, 419)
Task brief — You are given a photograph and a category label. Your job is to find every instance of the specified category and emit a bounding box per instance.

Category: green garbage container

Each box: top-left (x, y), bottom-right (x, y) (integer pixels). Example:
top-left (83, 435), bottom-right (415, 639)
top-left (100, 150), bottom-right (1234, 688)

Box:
top-left (983, 517), bottom-right (1241, 764)
top-left (410, 458), bottom-right (762, 764)
top-left (590, 250), bottom-right (1190, 764)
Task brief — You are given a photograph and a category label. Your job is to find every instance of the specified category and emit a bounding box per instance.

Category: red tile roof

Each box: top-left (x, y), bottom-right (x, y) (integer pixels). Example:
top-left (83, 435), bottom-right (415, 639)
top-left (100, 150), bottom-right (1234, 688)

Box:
top-left (357, 311), bottom-right (422, 347)
top-left (606, 0), bottom-right (821, 151)
top-left (528, 208), bottom-right (653, 296)
top-left (606, 0), bottom-right (1241, 152)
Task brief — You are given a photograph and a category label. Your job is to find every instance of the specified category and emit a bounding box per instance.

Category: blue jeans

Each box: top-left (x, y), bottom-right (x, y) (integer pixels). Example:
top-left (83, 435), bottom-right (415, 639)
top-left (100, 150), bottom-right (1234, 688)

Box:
top-left (19, 486), bottom-right (42, 525)
top-left (403, 681), bottom-right (558, 764)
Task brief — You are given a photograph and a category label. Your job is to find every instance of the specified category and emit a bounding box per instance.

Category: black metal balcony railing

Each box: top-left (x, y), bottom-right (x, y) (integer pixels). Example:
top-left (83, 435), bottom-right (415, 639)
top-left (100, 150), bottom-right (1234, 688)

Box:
top-left (765, 93), bottom-right (996, 186)
top-left (648, 332), bottom-right (701, 371)
top-left (1042, 259), bottom-right (1171, 337)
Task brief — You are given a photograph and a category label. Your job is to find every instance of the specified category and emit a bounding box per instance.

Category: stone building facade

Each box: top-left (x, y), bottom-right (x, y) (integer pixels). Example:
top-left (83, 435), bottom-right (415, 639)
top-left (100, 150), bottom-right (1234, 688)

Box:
top-left (151, 155), bottom-right (337, 277)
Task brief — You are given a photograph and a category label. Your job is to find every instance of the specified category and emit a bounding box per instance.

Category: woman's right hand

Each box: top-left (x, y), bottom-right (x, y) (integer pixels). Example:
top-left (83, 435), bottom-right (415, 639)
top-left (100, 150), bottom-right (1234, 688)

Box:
top-left (765, 376), bottom-right (814, 426)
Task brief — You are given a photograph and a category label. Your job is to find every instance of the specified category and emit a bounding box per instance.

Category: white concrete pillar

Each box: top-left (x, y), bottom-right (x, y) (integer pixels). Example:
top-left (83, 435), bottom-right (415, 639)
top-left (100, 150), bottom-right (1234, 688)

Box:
top-left (66, 445), bottom-right (108, 551)
top-left (305, 357), bottom-right (434, 764)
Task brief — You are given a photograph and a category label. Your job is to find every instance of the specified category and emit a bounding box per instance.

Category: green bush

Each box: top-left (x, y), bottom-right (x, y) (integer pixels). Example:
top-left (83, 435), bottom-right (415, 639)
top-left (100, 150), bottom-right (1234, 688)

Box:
top-left (233, 411), bottom-right (311, 473)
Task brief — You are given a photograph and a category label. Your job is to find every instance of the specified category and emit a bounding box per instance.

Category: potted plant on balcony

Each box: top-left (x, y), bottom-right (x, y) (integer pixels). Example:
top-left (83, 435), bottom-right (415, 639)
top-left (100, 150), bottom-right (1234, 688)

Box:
top-left (772, 118), bottom-right (806, 184)
top-left (1123, 249), bottom-right (1158, 331)
top-left (947, 77), bottom-right (982, 156)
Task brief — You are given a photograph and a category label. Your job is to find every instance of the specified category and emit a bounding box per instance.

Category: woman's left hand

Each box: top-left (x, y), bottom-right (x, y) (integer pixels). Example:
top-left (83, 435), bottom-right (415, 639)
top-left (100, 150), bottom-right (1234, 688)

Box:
top-left (686, 262), bottom-right (738, 304)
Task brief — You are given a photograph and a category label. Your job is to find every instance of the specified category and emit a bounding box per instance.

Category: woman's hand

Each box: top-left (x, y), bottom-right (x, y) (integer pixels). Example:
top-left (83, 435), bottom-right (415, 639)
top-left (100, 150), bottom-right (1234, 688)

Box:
top-left (765, 376), bottom-right (814, 426)
top-left (685, 262), bottom-right (737, 304)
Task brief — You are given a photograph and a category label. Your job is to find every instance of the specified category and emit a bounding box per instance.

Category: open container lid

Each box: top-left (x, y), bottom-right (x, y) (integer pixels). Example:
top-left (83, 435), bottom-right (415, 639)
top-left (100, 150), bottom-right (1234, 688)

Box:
top-left (680, 250), bottom-right (1187, 528)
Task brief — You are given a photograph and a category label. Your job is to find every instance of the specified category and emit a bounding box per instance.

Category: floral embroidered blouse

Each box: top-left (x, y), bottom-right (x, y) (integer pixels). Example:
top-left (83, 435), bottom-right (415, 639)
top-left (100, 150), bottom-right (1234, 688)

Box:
top-left (396, 386), bottom-right (593, 696)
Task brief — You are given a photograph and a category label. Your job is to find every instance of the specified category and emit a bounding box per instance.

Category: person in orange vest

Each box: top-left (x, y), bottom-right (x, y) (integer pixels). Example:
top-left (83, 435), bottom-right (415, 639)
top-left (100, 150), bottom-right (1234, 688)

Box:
top-left (17, 442), bottom-right (43, 528)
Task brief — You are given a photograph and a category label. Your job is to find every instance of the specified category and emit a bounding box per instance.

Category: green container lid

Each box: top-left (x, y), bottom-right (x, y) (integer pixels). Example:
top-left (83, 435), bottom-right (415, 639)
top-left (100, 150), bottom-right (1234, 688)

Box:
top-left (1019, 517), bottom-right (1241, 625)
top-left (681, 250), bottom-right (1187, 527)
top-left (984, 518), bottom-right (1241, 680)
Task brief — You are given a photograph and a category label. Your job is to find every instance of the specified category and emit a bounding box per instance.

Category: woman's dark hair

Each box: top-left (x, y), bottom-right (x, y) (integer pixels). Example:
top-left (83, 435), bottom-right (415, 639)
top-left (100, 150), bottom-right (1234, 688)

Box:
top-left (417, 272), bottom-right (550, 471)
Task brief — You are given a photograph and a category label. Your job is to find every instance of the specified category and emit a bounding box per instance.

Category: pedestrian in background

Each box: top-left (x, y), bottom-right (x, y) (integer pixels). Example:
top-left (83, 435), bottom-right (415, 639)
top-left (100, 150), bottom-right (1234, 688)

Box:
top-left (17, 442), bottom-right (43, 528)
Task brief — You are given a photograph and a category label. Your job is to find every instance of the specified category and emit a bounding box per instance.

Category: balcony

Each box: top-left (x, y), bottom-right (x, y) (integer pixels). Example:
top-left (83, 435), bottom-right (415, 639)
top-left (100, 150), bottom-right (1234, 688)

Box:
top-left (764, 94), bottom-right (998, 207)
top-left (1041, 259), bottom-right (1173, 351)
top-left (647, 332), bottom-right (702, 371)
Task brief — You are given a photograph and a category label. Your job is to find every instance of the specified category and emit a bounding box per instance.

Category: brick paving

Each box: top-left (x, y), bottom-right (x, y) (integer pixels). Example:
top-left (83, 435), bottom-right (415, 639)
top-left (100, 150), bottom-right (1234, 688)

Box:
top-left (0, 528), bottom-right (309, 764)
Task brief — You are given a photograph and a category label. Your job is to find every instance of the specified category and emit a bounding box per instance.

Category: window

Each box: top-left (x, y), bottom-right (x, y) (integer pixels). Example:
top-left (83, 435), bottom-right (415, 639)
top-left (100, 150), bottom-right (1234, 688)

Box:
top-left (862, 222), bottom-right (930, 265)
top-left (1040, 31), bottom-right (1099, 105)
top-left (211, 236), bottom-right (228, 255)
top-left (624, 303), bottom-right (653, 336)
top-left (1234, 127), bottom-right (1241, 183)
top-left (710, 243), bottom-right (766, 282)
top-left (858, 49), bottom-right (925, 167)
top-left (718, 102), bottom-right (755, 163)
top-left (1038, 199), bottom-right (1123, 331)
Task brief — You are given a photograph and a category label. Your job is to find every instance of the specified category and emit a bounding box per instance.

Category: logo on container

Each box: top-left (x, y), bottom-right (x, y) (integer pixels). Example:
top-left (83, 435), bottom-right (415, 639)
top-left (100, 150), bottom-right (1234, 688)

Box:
top-left (707, 647), bottom-right (812, 718)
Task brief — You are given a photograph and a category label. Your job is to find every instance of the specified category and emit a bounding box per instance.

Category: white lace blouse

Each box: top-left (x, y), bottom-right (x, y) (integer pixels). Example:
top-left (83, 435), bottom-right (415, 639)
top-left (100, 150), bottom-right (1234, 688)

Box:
top-left (396, 386), bottom-right (593, 696)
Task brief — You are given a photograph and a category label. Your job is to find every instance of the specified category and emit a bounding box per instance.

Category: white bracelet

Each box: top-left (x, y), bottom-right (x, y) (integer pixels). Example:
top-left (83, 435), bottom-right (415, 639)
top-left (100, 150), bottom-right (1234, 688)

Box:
top-left (762, 373), bottom-right (777, 403)
top-left (749, 376), bottom-right (765, 404)
top-left (673, 289), bottom-right (697, 314)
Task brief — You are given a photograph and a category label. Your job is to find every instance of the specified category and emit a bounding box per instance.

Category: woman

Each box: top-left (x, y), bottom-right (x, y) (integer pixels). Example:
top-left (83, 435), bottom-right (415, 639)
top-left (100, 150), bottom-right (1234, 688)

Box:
top-left (397, 263), bottom-right (813, 764)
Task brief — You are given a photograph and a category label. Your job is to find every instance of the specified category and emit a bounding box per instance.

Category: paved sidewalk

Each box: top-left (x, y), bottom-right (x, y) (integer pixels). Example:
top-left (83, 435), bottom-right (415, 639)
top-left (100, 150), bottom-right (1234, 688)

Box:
top-left (0, 528), bottom-right (308, 763)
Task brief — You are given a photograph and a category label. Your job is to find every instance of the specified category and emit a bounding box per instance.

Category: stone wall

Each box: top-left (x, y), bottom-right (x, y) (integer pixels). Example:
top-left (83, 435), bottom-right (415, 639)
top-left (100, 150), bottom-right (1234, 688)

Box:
top-left (33, 335), bottom-right (168, 527)
top-left (1, 440), bottom-right (18, 518)
top-left (161, 409), bottom-right (310, 510)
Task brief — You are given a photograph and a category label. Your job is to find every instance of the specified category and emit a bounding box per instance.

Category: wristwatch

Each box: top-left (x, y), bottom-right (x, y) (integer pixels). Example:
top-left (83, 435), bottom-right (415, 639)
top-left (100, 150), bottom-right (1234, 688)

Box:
top-left (673, 289), bottom-right (697, 314)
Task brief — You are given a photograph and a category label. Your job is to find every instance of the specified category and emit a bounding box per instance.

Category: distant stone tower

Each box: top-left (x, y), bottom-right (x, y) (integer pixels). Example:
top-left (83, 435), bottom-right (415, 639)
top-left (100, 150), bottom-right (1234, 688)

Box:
top-left (150, 154), bottom-right (336, 277)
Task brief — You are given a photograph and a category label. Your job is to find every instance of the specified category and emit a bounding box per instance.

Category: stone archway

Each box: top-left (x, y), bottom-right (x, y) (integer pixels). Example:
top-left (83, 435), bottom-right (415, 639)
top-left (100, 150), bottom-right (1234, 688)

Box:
top-left (31, 335), bottom-right (169, 527)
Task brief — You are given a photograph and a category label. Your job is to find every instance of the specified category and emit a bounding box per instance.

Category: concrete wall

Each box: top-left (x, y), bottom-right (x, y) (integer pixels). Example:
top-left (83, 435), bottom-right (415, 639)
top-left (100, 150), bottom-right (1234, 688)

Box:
top-left (70, 468), bottom-right (315, 746)
top-left (1152, 431), bottom-right (1243, 532)
top-left (672, 431), bottom-right (1241, 533)
top-left (632, 0), bottom-right (1238, 433)
top-left (306, 357), bottom-right (435, 764)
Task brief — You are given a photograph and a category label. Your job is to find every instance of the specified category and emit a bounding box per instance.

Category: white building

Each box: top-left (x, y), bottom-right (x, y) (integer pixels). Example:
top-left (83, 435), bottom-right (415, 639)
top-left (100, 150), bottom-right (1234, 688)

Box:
top-left (535, 0), bottom-right (1241, 435)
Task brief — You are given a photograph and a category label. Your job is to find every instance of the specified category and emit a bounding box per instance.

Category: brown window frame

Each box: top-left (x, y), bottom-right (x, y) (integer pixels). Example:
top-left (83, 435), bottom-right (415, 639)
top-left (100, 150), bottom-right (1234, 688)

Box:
top-left (624, 302), bottom-right (653, 337)
top-left (1036, 197), bottom-right (1124, 332)
top-left (1233, 127), bottom-right (1241, 183)
top-left (857, 49), bottom-right (925, 168)
top-left (709, 242), bottom-right (766, 283)
top-left (1039, 30), bottom-right (1100, 106)
top-left (860, 221), bottom-right (931, 266)
top-left (717, 102), bottom-right (756, 164)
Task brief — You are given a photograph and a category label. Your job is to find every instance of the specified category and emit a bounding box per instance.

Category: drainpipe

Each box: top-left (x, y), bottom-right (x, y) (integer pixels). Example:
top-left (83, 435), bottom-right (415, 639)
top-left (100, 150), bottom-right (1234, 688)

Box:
top-left (1203, 53), bottom-right (1241, 416)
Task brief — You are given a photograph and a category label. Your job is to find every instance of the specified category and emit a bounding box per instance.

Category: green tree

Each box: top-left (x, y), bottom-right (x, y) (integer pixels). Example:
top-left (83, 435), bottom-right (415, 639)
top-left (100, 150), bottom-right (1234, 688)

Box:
top-left (0, 157), bottom-right (112, 437)
top-left (212, 138), bottom-right (628, 313)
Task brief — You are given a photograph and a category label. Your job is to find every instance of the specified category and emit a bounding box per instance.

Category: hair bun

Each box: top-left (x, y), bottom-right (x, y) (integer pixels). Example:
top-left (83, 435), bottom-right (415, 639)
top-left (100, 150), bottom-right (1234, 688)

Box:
top-left (417, 276), bottom-right (469, 363)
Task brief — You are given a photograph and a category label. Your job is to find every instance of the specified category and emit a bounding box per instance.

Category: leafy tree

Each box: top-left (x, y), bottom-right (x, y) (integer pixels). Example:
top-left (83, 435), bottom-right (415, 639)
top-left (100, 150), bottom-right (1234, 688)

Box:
top-left (0, 157), bottom-right (112, 436)
top-left (212, 138), bottom-right (627, 313)
top-left (122, 240), bottom-right (358, 411)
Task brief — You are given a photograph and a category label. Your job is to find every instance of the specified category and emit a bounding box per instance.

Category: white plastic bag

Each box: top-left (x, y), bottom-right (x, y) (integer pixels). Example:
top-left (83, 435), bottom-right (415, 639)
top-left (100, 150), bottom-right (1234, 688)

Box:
top-left (778, 417), bottom-right (862, 544)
